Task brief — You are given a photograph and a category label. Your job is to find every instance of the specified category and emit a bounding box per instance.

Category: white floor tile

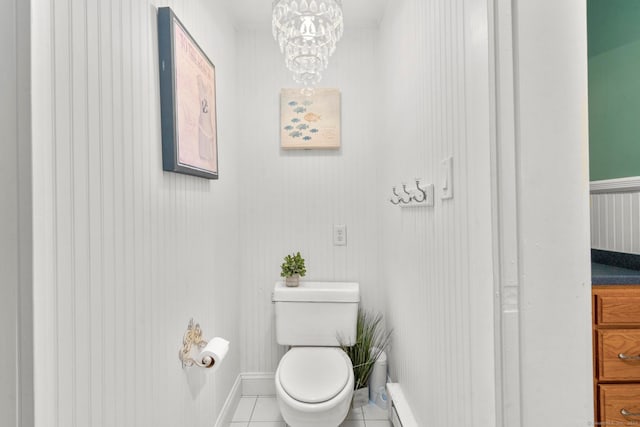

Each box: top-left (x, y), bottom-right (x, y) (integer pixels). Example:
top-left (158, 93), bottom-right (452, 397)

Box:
top-left (247, 422), bottom-right (286, 427)
top-left (232, 397), bottom-right (257, 422)
top-left (362, 403), bottom-right (388, 420)
top-left (365, 421), bottom-right (392, 427)
top-left (346, 407), bottom-right (364, 420)
top-left (231, 393), bottom-right (389, 427)
top-left (251, 397), bottom-right (284, 422)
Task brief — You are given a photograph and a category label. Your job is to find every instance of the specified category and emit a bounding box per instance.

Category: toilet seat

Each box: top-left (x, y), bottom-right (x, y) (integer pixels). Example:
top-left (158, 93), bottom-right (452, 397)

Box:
top-left (278, 347), bottom-right (351, 404)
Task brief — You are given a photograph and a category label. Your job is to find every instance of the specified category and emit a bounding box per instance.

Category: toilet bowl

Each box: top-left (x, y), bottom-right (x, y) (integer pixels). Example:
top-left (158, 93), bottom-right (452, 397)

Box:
top-left (275, 347), bottom-right (354, 427)
top-left (272, 281), bottom-right (360, 427)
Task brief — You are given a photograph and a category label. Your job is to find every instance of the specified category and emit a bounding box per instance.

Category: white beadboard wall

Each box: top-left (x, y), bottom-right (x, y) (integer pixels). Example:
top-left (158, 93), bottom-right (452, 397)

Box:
top-left (1, 0), bottom-right (33, 426)
top-left (236, 27), bottom-right (383, 373)
top-left (591, 191), bottom-right (640, 254)
top-left (377, 0), bottom-right (495, 426)
top-left (30, 1), bottom-right (241, 426)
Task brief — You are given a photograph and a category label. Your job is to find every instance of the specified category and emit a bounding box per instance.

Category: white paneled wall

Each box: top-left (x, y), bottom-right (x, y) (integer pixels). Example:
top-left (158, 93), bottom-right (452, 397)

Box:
top-left (591, 191), bottom-right (640, 254)
top-left (1, 0), bottom-right (33, 426)
top-left (236, 27), bottom-right (383, 373)
top-left (378, 0), bottom-right (495, 426)
top-left (31, 1), bottom-right (241, 426)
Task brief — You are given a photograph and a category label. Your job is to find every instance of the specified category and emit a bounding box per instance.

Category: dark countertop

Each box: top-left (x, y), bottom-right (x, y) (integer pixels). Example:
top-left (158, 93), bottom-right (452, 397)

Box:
top-left (592, 249), bottom-right (640, 285)
top-left (592, 262), bottom-right (640, 285)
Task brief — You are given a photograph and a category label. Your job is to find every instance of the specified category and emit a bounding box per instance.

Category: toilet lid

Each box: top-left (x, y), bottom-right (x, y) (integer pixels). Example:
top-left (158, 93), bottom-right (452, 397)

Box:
top-left (279, 347), bottom-right (352, 404)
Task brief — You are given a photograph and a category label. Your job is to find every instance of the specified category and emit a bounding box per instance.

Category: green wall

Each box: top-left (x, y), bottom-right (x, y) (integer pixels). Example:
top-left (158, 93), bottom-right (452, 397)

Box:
top-left (588, 0), bottom-right (640, 181)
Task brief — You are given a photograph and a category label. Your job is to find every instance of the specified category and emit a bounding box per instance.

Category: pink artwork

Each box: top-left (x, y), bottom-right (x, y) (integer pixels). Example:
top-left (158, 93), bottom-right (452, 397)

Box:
top-left (173, 22), bottom-right (217, 173)
top-left (158, 7), bottom-right (218, 179)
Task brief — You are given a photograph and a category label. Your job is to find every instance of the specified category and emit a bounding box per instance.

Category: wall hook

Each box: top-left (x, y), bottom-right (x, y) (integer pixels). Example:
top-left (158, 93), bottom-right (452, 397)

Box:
top-left (390, 180), bottom-right (434, 208)
top-left (400, 183), bottom-right (411, 204)
top-left (390, 187), bottom-right (402, 205)
top-left (412, 179), bottom-right (427, 203)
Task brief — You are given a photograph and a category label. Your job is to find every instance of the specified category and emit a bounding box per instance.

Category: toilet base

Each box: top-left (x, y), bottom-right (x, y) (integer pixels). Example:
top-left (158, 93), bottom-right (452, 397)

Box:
top-left (276, 391), bottom-right (353, 427)
top-left (275, 359), bottom-right (354, 427)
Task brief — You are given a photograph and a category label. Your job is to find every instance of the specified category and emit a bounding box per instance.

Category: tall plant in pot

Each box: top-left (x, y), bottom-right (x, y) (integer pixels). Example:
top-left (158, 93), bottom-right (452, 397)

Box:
top-left (339, 309), bottom-right (392, 408)
top-left (280, 252), bottom-right (306, 287)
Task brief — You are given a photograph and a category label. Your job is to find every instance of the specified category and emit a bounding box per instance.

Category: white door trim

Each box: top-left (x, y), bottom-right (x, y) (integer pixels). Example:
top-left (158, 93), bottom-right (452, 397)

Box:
top-left (490, 0), bottom-right (522, 425)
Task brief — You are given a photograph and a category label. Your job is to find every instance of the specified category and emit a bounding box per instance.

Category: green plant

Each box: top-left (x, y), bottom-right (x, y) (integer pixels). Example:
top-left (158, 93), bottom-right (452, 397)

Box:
top-left (339, 309), bottom-right (392, 390)
top-left (280, 252), bottom-right (306, 278)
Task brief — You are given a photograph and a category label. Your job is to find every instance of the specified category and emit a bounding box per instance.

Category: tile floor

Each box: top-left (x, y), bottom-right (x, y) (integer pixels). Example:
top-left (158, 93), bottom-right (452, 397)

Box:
top-left (229, 395), bottom-right (391, 427)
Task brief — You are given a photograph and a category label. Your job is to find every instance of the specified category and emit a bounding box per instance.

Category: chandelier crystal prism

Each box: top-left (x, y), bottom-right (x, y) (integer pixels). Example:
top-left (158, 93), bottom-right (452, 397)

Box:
top-left (272, 0), bottom-right (344, 88)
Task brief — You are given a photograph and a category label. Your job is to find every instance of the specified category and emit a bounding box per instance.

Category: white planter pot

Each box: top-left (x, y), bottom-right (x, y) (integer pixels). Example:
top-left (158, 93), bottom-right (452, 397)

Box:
top-left (285, 274), bottom-right (300, 287)
top-left (352, 387), bottom-right (369, 408)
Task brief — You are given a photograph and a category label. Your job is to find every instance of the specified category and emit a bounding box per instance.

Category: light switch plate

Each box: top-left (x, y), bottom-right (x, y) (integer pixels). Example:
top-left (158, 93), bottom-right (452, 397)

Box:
top-left (441, 157), bottom-right (453, 199)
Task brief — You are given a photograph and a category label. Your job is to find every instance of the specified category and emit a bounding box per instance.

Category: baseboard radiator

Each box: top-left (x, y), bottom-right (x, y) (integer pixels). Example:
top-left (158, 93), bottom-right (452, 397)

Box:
top-left (386, 383), bottom-right (418, 427)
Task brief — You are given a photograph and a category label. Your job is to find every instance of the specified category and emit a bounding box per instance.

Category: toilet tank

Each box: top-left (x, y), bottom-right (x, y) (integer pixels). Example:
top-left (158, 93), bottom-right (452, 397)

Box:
top-left (273, 281), bottom-right (360, 346)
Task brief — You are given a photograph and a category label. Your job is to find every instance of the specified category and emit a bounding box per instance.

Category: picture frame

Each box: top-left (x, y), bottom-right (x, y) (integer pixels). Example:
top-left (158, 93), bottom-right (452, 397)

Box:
top-left (158, 7), bottom-right (218, 179)
top-left (280, 88), bottom-right (341, 149)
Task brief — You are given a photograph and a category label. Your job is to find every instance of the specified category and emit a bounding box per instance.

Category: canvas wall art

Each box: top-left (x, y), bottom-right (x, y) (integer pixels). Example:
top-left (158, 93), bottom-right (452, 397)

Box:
top-left (158, 7), bottom-right (218, 179)
top-left (280, 88), bottom-right (341, 149)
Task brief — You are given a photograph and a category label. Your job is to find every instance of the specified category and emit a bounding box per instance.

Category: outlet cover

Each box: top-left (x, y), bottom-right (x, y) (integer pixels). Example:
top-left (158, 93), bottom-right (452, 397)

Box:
top-left (333, 225), bottom-right (347, 246)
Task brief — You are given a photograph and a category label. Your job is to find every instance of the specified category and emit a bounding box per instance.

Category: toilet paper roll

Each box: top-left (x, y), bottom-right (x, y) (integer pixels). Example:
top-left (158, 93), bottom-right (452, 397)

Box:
top-left (198, 337), bottom-right (229, 371)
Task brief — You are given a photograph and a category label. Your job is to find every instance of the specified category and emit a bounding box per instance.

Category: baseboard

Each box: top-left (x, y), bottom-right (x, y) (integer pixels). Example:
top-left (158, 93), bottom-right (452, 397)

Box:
top-left (214, 372), bottom-right (275, 426)
top-left (241, 372), bottom-right (276, 396)
top-left (214, 374), bottom-right (242, 427)
top-left (386, 383), bottom-right (418, 427)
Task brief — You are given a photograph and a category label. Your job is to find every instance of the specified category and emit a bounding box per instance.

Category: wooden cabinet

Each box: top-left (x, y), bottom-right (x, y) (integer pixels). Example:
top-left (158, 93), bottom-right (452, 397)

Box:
top-left (593, 286), bottom-right (640, 425)
top-left (599, 384), bottom-right (640, 424)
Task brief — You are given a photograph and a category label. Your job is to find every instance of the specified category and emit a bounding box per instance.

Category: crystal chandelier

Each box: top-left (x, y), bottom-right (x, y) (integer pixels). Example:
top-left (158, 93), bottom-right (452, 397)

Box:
top-left (272, 0), bottom-right (344, 89)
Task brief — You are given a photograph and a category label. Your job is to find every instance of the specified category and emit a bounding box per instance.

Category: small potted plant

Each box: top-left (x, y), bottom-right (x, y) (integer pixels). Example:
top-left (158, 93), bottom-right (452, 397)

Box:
top-left (339, 309), bottom-right (392, 408)
top-left (280, 251), bottom-right (306, 287)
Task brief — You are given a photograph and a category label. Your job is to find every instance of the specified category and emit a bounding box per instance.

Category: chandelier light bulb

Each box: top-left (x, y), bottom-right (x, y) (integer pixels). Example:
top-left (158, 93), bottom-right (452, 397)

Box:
top-left (272, 0), bottom-right (343, 89)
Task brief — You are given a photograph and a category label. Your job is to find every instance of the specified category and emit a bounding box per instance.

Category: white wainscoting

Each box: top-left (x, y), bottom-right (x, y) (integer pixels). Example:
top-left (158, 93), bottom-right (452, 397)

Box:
top-left (30, 1), bottom-right (241, 426)
top-left (591, 187), bottom-right (640, 255)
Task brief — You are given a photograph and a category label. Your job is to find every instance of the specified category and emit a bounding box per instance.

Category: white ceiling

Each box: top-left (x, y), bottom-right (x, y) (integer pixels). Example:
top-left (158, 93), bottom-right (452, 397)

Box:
top-left (227, 0), bottom-right (390, 28)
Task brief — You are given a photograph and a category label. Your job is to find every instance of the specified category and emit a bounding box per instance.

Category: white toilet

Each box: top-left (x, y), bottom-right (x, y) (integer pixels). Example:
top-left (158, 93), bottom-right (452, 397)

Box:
top-left (272, 281), bottom-right (360, 427)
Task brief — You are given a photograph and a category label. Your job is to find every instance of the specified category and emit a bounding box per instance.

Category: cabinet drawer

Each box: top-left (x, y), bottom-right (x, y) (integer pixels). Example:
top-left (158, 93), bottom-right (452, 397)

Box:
top-left (595, 292), bottom-right (640, 325)
top-left (600, 384), bottom-right (640, 425)
top-left (599, 330), bottom-right (640, 380)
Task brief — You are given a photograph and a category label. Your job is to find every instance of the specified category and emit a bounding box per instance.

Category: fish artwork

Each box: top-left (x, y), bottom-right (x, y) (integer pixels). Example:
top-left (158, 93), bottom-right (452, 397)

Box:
top-left (280, 88), bottom-right (340, 149)
top-left (304, 112), bottom-right (321, 122)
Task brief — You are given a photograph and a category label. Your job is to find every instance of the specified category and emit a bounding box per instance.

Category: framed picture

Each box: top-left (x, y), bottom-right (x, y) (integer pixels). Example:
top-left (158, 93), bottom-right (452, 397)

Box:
top-left (280, 88), bottom-right (341, 149)
top-left (158, 7), bottom-right (218, 179)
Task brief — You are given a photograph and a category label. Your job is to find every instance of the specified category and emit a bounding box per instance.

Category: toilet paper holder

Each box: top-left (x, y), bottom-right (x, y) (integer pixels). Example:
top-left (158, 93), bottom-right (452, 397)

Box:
top-left (178, 318), bottom-right (214, 368)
